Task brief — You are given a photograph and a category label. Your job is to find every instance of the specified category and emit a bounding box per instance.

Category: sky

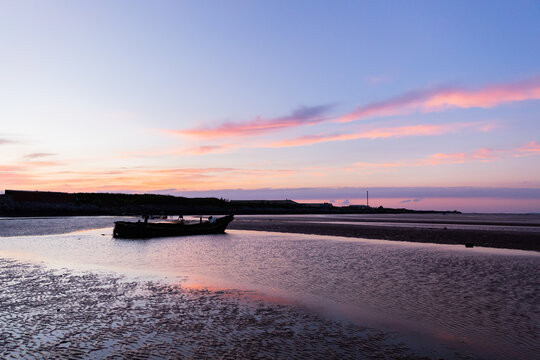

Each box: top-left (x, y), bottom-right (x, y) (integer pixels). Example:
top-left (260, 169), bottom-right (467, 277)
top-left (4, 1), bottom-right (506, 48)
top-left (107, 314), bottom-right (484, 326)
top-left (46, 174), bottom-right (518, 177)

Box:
top-left (1, 1), bottom-right (539, 213)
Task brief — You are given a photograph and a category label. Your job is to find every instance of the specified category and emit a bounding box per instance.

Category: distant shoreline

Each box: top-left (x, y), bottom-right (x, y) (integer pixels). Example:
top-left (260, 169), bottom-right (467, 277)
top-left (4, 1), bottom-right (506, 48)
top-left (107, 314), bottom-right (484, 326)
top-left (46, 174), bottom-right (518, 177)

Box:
top-left (0, 189), bottom-right (460, 217)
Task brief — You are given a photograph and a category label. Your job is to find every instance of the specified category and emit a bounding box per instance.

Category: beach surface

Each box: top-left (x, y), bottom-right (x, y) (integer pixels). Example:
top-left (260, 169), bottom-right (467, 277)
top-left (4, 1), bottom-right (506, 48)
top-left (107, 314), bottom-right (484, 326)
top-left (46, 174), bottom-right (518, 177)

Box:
top-left (229, 213), bottom-right (540, 251)
top-left (0, 215), bottom-right (538, 359)
top-left (0, 258), bottom-right (436, 359)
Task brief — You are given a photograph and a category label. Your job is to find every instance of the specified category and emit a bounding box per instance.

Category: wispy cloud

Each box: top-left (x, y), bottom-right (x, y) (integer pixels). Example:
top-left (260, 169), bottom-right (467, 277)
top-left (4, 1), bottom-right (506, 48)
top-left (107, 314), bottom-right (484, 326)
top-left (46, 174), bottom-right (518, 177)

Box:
top-left (0, 138), bottom-right (16, 145)
top-left (169, 105), bottom-right (333, 138)
top-left (0, 165), bottom-right (25, 172)
top-left (183, 145), bottom-right (235, 155)
top-left (142, 121), bottom-right (496, 154)
top-left (419, 152), bottom-right (468, 166)
top-left (162, 78), bottom-right (538, 142)
top-left (515, 141), bottom-right (540, 157)
top-left (270, 122), bottom-right (487, 148)
top-left (1, 160), bottom-right (62, 171)
top-left (119, 144), bottom-right (237, 158)
top-left (1, 166), bottom-right (299, 193)
top-left (147, 122), bottom-right (485, 155)
top-left (355, 149), bottom-right (498, 169)
top-left (353, 141), bottom-right (538, 169)
top-left (400, 198), bottom-right (423, 203)
top-left (471, 148), bottom-right (503, 161)
top-left (0, 161), bottom-right (63, 189)
top-left (23, 152), bottom-right (56, 160)
top-left (340, 78), bottom-right (540, 122)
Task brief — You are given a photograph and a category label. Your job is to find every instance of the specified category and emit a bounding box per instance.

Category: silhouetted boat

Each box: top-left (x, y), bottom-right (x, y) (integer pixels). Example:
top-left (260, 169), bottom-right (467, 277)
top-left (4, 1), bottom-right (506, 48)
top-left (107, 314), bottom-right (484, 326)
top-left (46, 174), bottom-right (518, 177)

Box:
top-left (113, 215), bottom-right (234, 239)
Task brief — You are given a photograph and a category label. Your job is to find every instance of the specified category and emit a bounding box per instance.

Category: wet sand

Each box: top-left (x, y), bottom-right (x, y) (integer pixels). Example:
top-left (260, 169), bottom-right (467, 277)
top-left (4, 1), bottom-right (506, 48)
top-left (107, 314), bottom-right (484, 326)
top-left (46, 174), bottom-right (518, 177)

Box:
top-left (229, 215), bottom-right (540, 251)
top-left (1, 216), bottom-right (536, 358)
top-left (0, 258), bottom-right (439, 359)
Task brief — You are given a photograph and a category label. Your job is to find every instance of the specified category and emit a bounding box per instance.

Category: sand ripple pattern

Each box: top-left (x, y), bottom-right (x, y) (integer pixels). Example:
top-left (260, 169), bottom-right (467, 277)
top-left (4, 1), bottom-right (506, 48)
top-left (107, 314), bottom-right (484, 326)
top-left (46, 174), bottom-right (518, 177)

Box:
top-left (0, 259), bottom-right (435, 359)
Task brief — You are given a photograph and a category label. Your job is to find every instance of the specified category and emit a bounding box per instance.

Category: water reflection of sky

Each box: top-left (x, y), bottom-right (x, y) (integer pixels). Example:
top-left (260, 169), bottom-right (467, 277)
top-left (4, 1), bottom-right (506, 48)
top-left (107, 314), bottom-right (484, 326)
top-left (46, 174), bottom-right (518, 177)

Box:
top-left (0, 226), bottom-right (538, 360)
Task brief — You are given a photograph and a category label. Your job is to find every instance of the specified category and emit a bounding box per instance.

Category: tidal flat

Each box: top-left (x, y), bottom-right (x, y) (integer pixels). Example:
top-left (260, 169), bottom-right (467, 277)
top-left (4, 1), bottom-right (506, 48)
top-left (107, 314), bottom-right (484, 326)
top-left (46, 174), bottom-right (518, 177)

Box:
top-left (0, 215), bottom-right (538, 359)
top-left (230, 213), bottom-right (540, 251)
top-left (0, 258), bottom-right (430, 359)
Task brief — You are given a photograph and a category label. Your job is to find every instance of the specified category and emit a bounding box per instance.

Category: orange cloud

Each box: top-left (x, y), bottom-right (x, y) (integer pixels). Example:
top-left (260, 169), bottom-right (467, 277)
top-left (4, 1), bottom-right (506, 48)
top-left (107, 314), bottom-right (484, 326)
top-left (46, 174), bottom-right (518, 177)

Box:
top-left (3, 166), bottom-right (299, 193)
top-left (187, 145), bottom-right (225, 154)
top-left (270, 122), bottom-right (485, 148)
top-left (0, 165), bottom-right (24, 172)
top-left (0, 161), bottom-right (65, 188)
top-left (340, 78), bottom-right (540, 123)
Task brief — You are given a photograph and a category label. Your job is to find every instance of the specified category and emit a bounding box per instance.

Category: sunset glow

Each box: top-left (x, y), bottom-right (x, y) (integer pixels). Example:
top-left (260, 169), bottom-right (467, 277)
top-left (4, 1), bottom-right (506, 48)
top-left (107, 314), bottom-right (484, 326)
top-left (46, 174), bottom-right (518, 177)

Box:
top-left (1, 1), bottom-right (539, 212)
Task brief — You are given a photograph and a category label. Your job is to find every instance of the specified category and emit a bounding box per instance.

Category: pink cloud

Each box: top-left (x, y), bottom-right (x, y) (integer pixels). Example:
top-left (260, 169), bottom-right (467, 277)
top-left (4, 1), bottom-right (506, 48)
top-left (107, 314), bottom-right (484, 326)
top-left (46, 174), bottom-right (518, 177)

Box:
top-left (480, 123), bottom-right (501, 132)
top-left (514, 141), bottom-right (540, 157)
top-left (270, 122), bottom-right (486, 148)
top-left (354, 148), bottom-right (501, 169)
top-left (339, 88), bottom-right (438, 123)
top-left (161, 77), bottom-right (538, 140)
top-left (354, 152), bottom-right (467, 168)
top-left (419, 152), bottom-right (467, 166)
top-left (178, 145), bottom-right (235, 156)
top-left (169, 105), bottom-right (333, 138)
top-left (354, 162), bottom-right (403, 168)
top-left (471, 148), bottom-right (502, 161)
top-left (340, 78), bottom-right (540, 123)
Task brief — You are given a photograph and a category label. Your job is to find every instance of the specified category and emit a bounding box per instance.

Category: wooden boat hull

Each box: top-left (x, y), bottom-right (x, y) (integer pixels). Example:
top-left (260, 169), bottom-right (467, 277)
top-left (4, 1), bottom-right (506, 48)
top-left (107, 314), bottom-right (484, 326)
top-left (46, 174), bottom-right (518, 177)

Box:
top-left (113, 215), bottom-right (234, 239)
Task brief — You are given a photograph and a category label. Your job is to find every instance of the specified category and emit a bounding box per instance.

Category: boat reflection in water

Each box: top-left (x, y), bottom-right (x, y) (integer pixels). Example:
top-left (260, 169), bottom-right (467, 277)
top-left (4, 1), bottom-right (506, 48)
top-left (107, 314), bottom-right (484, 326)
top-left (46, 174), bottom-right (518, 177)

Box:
top-left (113, 215), bottom-right (234, 239)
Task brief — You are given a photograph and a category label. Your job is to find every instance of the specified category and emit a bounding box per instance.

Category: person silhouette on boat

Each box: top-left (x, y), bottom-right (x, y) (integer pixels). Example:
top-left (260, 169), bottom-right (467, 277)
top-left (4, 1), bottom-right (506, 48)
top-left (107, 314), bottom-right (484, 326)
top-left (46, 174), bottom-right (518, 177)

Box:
top-left (143, 214), bottom-right (149, 224)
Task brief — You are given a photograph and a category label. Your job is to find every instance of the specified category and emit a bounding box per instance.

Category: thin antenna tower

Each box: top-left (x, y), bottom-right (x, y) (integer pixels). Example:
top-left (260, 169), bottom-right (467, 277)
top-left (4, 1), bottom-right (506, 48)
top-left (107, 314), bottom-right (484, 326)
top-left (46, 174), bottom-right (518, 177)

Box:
top-left (367, 190), bottom-right (369, 207)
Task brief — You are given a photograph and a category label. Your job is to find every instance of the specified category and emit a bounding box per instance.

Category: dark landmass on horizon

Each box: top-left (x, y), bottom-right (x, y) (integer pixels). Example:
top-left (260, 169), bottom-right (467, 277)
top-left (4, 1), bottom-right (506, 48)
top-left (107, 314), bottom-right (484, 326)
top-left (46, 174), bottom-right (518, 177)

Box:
top-left (0, 190), bottom-right (458, 217)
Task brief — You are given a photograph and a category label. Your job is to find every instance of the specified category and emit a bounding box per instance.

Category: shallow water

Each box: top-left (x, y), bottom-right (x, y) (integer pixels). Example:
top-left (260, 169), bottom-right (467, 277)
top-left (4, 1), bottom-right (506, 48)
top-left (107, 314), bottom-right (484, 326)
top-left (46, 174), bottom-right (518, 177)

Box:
top-left (0, 217), bottom-right (538, 359)
top-left (0, 216), bottom-right (132, 237)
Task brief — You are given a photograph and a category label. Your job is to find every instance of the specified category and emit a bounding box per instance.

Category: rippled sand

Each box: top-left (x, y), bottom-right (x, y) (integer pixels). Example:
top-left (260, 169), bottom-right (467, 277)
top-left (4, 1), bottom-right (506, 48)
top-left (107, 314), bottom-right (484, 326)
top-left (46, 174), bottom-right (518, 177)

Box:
top-left (0, 258), bottom-right (440, 359)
